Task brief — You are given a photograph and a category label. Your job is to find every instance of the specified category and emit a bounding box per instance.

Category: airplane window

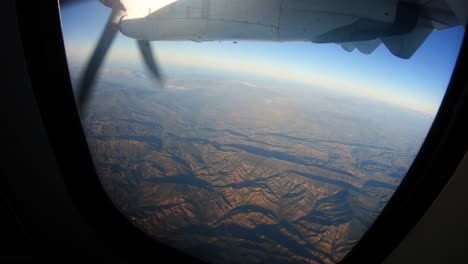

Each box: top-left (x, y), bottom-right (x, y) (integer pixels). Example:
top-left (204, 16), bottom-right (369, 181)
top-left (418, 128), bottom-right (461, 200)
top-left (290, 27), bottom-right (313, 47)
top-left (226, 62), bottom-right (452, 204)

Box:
top-left (60, 1), bottom-right (464, 263)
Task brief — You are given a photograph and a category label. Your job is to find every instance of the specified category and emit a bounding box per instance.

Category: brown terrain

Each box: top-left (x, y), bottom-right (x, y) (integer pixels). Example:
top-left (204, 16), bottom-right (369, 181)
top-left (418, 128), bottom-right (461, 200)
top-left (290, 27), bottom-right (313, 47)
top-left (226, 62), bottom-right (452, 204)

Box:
top-left (78, 69), bottom-right (431, 264)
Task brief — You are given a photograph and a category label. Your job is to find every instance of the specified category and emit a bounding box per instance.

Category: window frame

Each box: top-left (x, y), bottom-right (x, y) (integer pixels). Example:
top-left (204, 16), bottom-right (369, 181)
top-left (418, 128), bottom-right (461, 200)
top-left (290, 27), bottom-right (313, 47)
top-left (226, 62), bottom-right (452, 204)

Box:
top-left (15, 1), bottom-right (468, 263)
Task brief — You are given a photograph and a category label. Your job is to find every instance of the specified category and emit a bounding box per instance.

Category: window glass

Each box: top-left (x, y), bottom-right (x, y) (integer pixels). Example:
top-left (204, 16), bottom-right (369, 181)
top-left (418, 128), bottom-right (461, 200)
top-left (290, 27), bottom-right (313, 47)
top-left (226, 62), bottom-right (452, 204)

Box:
top-left (60, 1), bottom-right (464, 263)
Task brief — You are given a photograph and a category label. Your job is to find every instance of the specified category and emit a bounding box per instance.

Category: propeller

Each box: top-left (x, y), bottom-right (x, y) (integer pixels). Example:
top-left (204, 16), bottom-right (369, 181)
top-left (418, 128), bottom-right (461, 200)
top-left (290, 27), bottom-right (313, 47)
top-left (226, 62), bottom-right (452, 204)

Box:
top-left (75, 7), bottom-right (123, 112)
top-left (137, 40), bottom-right (164, 82)
top-left (61, 0), bottom-right (164, 114)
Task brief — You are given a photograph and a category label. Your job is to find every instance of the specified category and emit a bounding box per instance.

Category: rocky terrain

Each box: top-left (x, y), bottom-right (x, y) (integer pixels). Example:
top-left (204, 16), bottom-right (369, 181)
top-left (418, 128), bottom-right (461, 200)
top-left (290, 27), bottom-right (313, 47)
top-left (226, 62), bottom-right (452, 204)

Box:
top-left (79, 70), bottom-right (431, 264)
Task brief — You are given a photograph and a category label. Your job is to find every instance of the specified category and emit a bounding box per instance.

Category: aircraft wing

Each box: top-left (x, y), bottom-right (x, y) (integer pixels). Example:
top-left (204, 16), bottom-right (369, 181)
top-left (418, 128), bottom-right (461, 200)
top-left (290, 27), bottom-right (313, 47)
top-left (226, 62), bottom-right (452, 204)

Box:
top-left (114, 0), bottom-right (467, 59)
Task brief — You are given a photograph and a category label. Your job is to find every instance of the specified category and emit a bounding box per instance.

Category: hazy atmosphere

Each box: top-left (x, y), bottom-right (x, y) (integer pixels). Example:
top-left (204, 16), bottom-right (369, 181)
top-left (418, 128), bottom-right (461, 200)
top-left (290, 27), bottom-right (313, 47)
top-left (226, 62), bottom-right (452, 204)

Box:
top-left (61, 1), bottom-right (463, 263)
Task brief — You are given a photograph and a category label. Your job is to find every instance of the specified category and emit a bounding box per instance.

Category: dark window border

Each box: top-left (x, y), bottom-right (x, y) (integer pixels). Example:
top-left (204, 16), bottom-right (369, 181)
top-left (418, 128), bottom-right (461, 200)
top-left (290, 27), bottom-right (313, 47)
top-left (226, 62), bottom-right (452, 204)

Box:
top-left (15, 1), bottom-right (468, 263)
top-left (341, 24), bottom-right (468, 263)
top-left (15, 1), bottom-right (204, 263)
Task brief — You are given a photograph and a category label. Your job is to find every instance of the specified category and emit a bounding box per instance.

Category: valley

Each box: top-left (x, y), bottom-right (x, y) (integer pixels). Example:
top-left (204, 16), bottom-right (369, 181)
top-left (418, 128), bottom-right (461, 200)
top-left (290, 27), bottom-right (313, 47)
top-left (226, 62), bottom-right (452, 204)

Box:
top-left (80, 71), bottom-right (430, 264)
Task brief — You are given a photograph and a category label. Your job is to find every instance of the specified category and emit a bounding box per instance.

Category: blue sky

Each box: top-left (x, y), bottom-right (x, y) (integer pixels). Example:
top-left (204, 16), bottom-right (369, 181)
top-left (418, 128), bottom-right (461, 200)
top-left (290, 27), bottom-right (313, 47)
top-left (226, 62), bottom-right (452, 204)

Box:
top-left (60, 1), bottom-right (465, 115)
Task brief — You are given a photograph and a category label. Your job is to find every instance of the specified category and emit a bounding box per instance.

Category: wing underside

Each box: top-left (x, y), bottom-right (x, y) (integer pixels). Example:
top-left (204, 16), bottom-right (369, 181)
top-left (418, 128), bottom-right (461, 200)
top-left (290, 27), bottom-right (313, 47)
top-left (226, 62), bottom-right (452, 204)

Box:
top-left (116, 0), bottom-right (466, 59)
top-left (334, 0), bottom-right (465, 58)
